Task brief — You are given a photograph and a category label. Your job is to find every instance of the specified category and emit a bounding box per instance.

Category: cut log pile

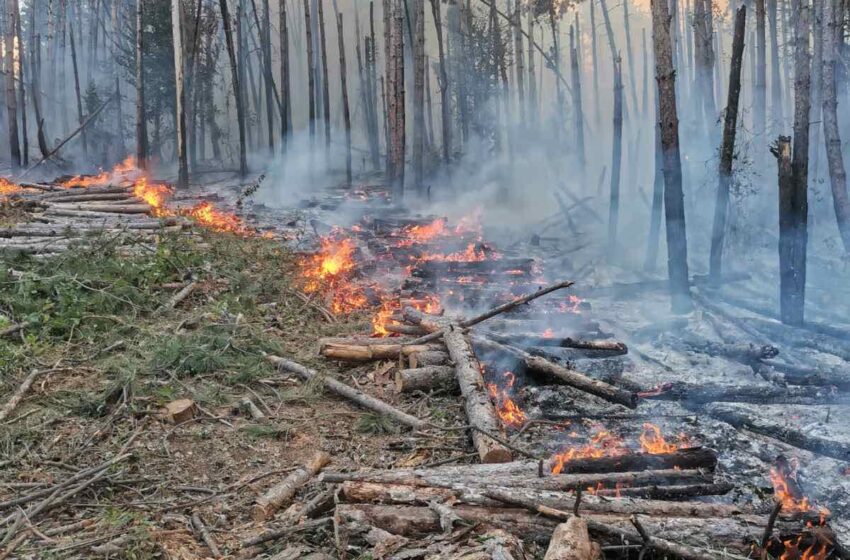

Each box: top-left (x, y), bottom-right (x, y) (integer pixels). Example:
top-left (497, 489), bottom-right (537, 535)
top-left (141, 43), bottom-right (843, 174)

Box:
top-left (259, 214), bottom-right (839, 559)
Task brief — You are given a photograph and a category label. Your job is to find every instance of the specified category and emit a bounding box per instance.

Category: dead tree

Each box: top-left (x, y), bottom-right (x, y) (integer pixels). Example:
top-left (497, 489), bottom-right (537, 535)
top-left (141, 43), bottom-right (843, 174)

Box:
top-left (709, 5), bottom-right (747, 284)
top-left (280, 0), bottom-right (291, 143)
top-left (768, 0), bottom-right (783, 130)
top-left (172, 0), bottom-right (188, 188)
top-left (412, 0), bottom-right (425, 195)
top-left (69, 28), bottom-right (87, 160)
top-left (338, 13), bottom-right (352, 186)
top-left (822, 0), bottom-right (850, 254)
top-left (570, 24), bottom-right (585, 174)
top-left (135, 0), bottom-right (148, 169)
top-left (219, 0), bottom-right (247, 177)
top-left (304, 0), bottom-right (316, 144)
top-left (775, 0), bottom-right (810, 326)
top-left (318, 0), bottom-right (330, 153)
top-left (430, 0), bottom-right (450, 166)
top-left (608, 56), bottom-right (623, 255)
top-left (755, 0), bottom-right (766, 157)
top-left (5, 0), bottom-right (20, 169)
top-left (651, 0), bottom-right (693, 313)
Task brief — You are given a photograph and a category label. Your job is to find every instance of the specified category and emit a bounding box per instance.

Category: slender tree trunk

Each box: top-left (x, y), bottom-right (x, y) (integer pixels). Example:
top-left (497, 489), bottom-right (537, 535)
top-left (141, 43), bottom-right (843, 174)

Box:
top-left (642, 27), bottom-right (649, 116)
top-left (430, 0), bottom-right (450, 166)
top-left (768, 0), bottom-right (783, 131)
top-left (513, 0), bottom-right (525, 123)
top-left (709, 5), bottom-right (747, 283)
top-left (388, 0), bottom-right (405, 200)
top-left (304, 0), bottom-right (316, 144)
top-left (369, 2), bottom-right (380, 159)
top-left (527, 7), bottom-right (538, 127)
top-left (608, 56), bottom-right (623, 255)
top-left (69, 28), bottom-right (87, 161)
top-left (135, 0), bottom-right (148, 169)
top-left (280, 0), bottom-right (291, 145)
top-left (236, 0), bottom-right (252, 149)
top-left (318, 0), bottom-right (330, 154)
top-left (622, 0), bottom-right (639, 111)
top-left (219, 0), bottom-right (247, 177)
top-left (809, 0), bottom-right (822, 184)
top-left (651, 0), bottom-right (693, 313)
top-left (172, 0), bottom-right (188, 187)
top-left (412, 0), bottom-right (425, 195)
top-left (14, 0), bottom-right (25, 167)
top-left (774, 0), bottom-right (810, 326)
top-left (755, 0), bottom-right (767, 155)
top-left (5, 0), bottom-right (20, 169)
top-left (693, 0), bottom-right (716, 125)
top-left (338, 12), bottom-right (352, 186)
top-left (570, 23), bottom-right (585, 175)
top-left (260, 0), bottom-right (275, 152)
top-left (589, 0), bottom-right (600, 123)
top-left (822, 0), bottom-right (850, 253)
top-left (644, 82), bottom-right (665, 272)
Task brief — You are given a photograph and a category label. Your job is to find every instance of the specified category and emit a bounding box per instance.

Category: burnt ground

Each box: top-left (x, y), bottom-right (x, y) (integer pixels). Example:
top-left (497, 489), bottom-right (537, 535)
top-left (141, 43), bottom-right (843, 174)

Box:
top-left (2, 173), bottom-right (850, 558)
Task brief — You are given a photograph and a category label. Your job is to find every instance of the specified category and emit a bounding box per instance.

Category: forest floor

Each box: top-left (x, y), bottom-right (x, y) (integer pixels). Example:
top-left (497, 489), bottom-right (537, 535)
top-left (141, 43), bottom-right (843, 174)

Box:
top-left (0, 227), bottom-right (473, 559)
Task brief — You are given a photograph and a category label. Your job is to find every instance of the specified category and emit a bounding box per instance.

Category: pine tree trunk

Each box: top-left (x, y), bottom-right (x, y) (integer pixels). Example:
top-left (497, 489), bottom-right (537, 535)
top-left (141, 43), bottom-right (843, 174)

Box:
top-left (644, 82), bottom-right (664, 272)
top-left (513, 0), bottom-right (525, 122)
top-left (821, 0), bottom-right (850, 254)
top-left (650, 0), bottom-right (693, 313)
top-left (430, 0), bottom-right (450, 166)
top-left (13, 0), bottom-right (25, 167)
top-left (304, 0), bottom-right (316, 145)
top-left (135, 0), bottom-right (148, 169)
top-left (570, 23), bottom-right (585, 175)
top-left (412, 0), bottom-right (425, 195)
top-left (755, 0), bottom-right (767, 156)
top-left (768, 0), bottom-right (783, 131)
top-left (642, 27), bottom-right (649, 116)
top-left (622, 0), bottom-right (639, 112)
top-left (318, 0), bottom-right (330, 154)
top-left (527, 7), bottom-right (538, 127)
top-left (777, 0), bottom-right (810, 326)
top-left (219, 0), bottom-right (247, 176)
top-left (809, 0), bottom-right (822, 184)
top-left (5, 0), bottom-right (20, 169)
top-left (389, 0), bottom-right (405, 200)
top-left (709, 5), bottom-right (747, 283)
top-left (338, 12), bottom-right (352, 186)
top-left (69, 28), bottom-right (87, 161)
top-left (589, 0), bottom-right (600, 123)
top-left (280, 0), bottom-right (291, 145)
top-left (261, 0), bottom-right (275, 153)
top-left (172, 0), bottom-right (188, 187)
top-left (607, 56), bottom-right (623, 255)
top-left (369, 2), bottom-right (380, 161)
top-left (693, 0), bottom-right (716, 124)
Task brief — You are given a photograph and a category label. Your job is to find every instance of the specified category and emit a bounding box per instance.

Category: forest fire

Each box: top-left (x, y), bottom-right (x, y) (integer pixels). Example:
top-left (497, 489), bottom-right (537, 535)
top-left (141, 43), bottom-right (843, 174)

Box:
top-left (132, 177), bottom-right (172, 214)
top-left (550, 424), bottom-right (692, 474)
top-left (183, 201), bottom-right (249, 234)
top-left (0, 177), bottom-right (22, 198)
top-left (487, 371), bottom-right (527, 428)
top-left (371, 294), bottom-right (441, 336)
top-left (300, 236), bottom-right (369, 314)
top-left (59, 156), bottom-right (141, 188)
top-left (778, 536), bottom-right (831, 560)
top-left (769, 456), bottom-right (830, 519)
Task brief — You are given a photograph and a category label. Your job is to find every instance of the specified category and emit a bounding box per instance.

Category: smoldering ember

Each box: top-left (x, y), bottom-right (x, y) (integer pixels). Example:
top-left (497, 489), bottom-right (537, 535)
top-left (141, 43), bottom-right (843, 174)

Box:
top-left (1, 0), bottom-right (850, 559)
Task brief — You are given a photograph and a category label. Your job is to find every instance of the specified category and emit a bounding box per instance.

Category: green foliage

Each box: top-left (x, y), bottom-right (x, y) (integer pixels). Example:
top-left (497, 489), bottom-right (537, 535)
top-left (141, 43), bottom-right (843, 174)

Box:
top-left (239, 424), bottom-right (291, 440)
top-left (355, 413), bottom-right (401, 435)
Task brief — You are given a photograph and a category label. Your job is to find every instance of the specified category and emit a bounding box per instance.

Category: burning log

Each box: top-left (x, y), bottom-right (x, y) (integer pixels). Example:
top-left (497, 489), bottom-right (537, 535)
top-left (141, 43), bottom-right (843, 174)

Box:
top-left (473, 336), bottom-right (637, 409)
top-left (443, 327), bottom-right (513, 463)
top-left (596, 482), bottom-right (734, 500)
top-left (412, 258), bottom-right (536, 278)
top-left (550, 447), bottom-right (717, 475)
top-left (482, 331), bottom-right (627, 354)
top-left (337, 481), bottom-right (750, 518)
top-left (643, 382), bottom-right (847, 405)
top-left (544, 518), bottom-right (598, 560)
top-left (321, 466), bottom-right (712, 491)
top-left (394, 366), bottom-right (456, 393)
top-left (44, 203), bottom-right (152, 214)
top-left (266, 355), bottom-right (428, 430)
top-left (319, 341), bottom-right (443, 362)
top-left (253, 451), bottom-right (332, 521)
top-left (36, 193), bottom-right (136, 204)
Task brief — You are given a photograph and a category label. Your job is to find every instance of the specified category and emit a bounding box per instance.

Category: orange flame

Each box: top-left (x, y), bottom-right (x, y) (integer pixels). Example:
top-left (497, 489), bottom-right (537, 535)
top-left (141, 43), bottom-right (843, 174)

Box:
top-left (551, 424), bottom-right (691, 475)
top-left (420, 243), bottom-right (497, 263)
top-left (487, 370), bottom-right (527, 429)
top-left (183, 201), bottom-right (250, 234)
top-left (371, 294), bottom-right (442, 336)
top-left (300, 236), bottom-right (369, 315)
top-left (559, 294), bottom-right (583, 314)
top-left (132, 177), bottom-right (172, 215)
top-left (779, 536), bottom-right (831, 560)
top-left (0, 177), bottom-right (22, 198)
top-left (59, 156), bottom-right (140, 188)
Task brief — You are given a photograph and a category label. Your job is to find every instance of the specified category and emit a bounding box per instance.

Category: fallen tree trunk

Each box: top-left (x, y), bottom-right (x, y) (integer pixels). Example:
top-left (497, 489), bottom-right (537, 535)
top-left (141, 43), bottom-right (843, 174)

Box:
top-left (544, 518), bottom-right (597, 560)
top-left (333, 503), bottom-right (799, 556)
top-left (551, 447), bottom-right (717, 474)
top-left (394, 366), bottom-right (456, 393)
top-left (595, 482), bottom-right (733, 500)
top-left (266, 355), bottom-right (427, 430)
top-left (338, 481), bottom-right (749, 518)
top-left (443, 327), bottom-right (513, 463)
top-left (321, 467), bottom-right (712, 491)
top-left (407, 350), bottom-right (450, 367)
top-left (760, 358), bottom-right (850, 388)
top-left (474, 337), bottom-right (637, 408)
top-left (44, 203), bottom-right (152, 214)
top-left (253, 451), bottom-right (332, 521)
top-left (644, 382), bottom-right (848, 405)
top-left (483, 331), bottom-right (627, 354)
top-left (742, 317), bottom-right (850, 360)
top-left (0, 369), bottom-right (40, 422)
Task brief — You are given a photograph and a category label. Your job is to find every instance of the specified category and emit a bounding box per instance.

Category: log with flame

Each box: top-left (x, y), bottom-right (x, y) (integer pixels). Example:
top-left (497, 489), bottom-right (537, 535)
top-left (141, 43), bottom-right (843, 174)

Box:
top-left (299, 236), bottom-right (370, 315)
top-left (486, 370), bottom-right (527, 429)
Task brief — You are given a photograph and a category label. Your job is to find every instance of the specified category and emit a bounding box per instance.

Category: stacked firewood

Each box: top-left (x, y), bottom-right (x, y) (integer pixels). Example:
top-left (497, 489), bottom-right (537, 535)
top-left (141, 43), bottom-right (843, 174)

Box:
top-left (1, 182), bottom-right (187, 255)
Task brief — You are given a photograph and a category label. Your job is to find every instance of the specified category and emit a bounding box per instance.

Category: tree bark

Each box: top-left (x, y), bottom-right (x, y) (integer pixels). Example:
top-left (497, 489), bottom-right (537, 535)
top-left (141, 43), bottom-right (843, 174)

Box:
top-left (589, 0), bottom-right (600, 123)
top-left (388, 0), bottom-right (405, 200)
top-left (5, 0), bottom-right (20, 169)
top-left (219, 0), bottom-right (247, 177)
top-left (513, 0), bottom-right (525, 123)
top-left (821, 0), bottom-right (850, 253)
top-left (755, 0), bottom-right (767, 156)
top-left (280, 0), bottom-right (291, 144)
top-left (412, 0), bottom-right (425, 195)
top-left (317, 0), bottom-right (330, 154)
top-left (171, 0), bottom-right (189, 188)
top-left (69, 28), bottom-right (87, 161)
top-left (253, 451), bottom-right (331, 521)
top-left (570, 24), bottom-right (585, 174)
top-left (544, 518), bottom-right (596, 560)
top-left (693, 0), bottom-right (716, 124)
top-left (650, 0), bottom-right (693, 313)
top-left (709, 5), bottom-right (747, 283)
top-left (779, 0), bottom-right (810, 326)
top-left (338, 12), bottom-right (352, 186)
top-left (607, 55), bottom-right (623, 255)
top-left (304, 0), bottom-right (316, 144)
top-left (808, 0), bottom-right (823, 184)
top-left (13, 0), bottom-right (25, 167)
top-left (527, 7), bottom-right (539, 126)
top-left (768, 0), bottom-right (783, 131)
top-left (430, 0), bottom-right (450, 166)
